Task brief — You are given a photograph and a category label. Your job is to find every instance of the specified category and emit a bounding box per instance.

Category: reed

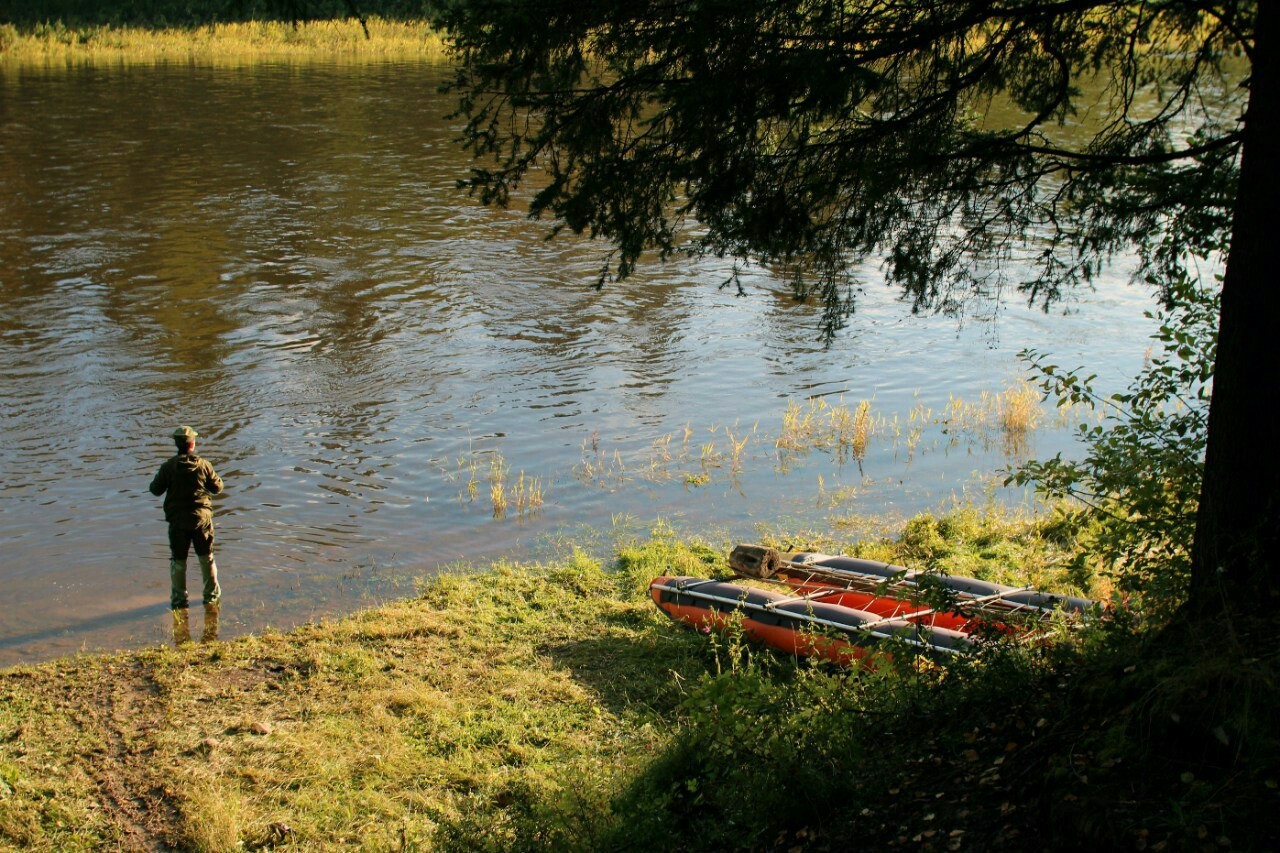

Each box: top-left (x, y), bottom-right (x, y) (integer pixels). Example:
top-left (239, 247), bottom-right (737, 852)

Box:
top-left (849, 399), bottom-right (872, 460)
top-left (724, 425), bottom-right (752, 474)
top-left (777, 396), bottom-right (881, 460)
top-left (652, 433), bottom-right (673, 464)
top-left (576, 433), bottom-right (628, 486)
top-left (465, 455), bottom-right (480, 502)
top-left (776, 399), bottom-right (819, 451)
top-left (998, 379), bottom-right (1043, 435)
top-left (489, 454), bottom-right (509, 518)
top-left (905, 399), bottom-right (930, 456)
top-left (944, 379), bottom-right (1043, 446)
top-left (699, 440), bottom-right (721, 471)
top-left (512, 470), bottom-right (544, 516)
top-left (643, 433), bottom-right (677, 482)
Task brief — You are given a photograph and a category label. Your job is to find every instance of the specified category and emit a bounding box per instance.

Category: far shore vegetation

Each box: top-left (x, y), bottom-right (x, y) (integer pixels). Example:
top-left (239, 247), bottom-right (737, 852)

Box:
top-left (0, 17), bottom-right (449, 64)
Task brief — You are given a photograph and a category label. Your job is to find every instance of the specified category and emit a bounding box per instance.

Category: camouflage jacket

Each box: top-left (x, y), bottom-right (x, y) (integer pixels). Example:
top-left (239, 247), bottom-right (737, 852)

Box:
top-left (149, 453), bottom-right (223, 523)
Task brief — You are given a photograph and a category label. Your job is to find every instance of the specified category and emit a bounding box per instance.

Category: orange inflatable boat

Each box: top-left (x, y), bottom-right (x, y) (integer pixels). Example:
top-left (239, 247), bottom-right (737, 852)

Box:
top-left (649, 575), bottom-right (973, 665)
top-left (649, 546), bottom-right (1098, 664)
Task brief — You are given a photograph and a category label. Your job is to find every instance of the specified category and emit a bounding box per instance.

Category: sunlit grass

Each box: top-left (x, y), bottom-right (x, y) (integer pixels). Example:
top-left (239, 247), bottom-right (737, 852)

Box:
top-left (3, 531), bottom-right (1259, 851)
top-left (576, 431), bottom-right (629, 487)
top-left (849, 399), bottom-right (872, 460)
top-left (579, 421), bottom-right (761, 488)
top-left (453, 451), bottom-right (481, 502)
top-left (454, 375), bottom-right (1084, 522)
top-left (570, 381), bottom-right (1072, 495)
top-left (0, 18), bottom-right (450, 65)
top-left (512, 470), bottom-right (544, 516)
top-left (724, 424), bottom-right (753, 475)
top-left (0, 547), bottom-right (720, 850)
top-left (488, 453), bottom-right (509, 515)
top-left (776, 396), bottom-right (884, 463)
top-left (998, 379), bottom-right (1043, 435)
top-left (943, 380), bottom-right (1046, 455)
top-left (484, 453), bottom-right (544, 519)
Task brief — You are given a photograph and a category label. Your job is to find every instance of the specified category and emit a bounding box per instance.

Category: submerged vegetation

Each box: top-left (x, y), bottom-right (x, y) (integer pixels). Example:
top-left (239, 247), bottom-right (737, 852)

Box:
top-left (446, 449), bottom-right (544, 520)
top-left (573, 381), bottom-right (1075, 495)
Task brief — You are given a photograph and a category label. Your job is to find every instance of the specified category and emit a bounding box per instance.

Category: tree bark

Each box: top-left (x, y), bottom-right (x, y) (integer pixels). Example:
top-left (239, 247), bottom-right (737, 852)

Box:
top-left (1187, 2), bottom-right (1280, 618)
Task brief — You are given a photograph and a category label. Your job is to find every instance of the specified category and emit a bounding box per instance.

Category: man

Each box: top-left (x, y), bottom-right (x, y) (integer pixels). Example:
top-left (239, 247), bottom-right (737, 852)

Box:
top-left (150, 425), bottom-right (223, 610)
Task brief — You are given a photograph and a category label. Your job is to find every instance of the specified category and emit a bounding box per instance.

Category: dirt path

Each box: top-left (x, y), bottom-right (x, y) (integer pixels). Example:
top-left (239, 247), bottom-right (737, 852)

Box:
top-left (78, 659), bottom-right (186, 852)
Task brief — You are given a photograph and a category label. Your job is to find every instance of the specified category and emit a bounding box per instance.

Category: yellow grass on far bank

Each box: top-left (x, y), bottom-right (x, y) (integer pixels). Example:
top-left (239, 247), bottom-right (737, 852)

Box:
top-left (0, 18), bottom-right (450, 66)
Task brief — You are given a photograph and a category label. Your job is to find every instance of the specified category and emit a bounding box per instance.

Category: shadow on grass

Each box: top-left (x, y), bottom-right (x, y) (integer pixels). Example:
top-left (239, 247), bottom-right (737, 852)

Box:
top-left (539, 608), bottom-right (713, 717)
top-left (438, 620), bottom-right (1280, 852)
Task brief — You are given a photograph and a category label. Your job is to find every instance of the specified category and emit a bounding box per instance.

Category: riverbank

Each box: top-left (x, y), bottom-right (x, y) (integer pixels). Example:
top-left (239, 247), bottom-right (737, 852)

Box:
top-left (3, 511), bottom-right (1272, 851)
top-left (0, 17), bottom-right (448, 64)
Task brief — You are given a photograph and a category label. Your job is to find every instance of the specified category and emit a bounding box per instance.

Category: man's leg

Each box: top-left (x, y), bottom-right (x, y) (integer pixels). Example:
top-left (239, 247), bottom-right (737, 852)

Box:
top-left (168, 525), bottom-right (192, 609)
top-left (197, 554), bottom-right (221, 605)
top-left (194, 520), bottom-right (221, 605)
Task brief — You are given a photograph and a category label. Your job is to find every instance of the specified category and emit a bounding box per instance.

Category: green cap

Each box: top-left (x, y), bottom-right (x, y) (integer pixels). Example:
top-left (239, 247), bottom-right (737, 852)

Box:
top-left (172, 426), bottom-right (199, 441)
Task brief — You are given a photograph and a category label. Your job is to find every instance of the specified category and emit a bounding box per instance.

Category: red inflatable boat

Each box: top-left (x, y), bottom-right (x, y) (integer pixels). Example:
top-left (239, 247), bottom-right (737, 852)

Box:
top-left (649, 545), bottom-right (1097, 664)
top-left (649, 575), bottom-right (974, 665)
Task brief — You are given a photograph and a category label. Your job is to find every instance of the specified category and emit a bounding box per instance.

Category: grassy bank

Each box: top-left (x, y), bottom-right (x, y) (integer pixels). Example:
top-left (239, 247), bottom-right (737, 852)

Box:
top-left (0, 18), bottom-right (448, 64)
top-left (2, 511), bottom-right (1275, 851)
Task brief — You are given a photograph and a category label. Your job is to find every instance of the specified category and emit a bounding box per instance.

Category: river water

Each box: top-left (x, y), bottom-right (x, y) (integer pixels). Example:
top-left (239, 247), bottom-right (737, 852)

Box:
top-left (0, 60), bottom-right (1162, 666)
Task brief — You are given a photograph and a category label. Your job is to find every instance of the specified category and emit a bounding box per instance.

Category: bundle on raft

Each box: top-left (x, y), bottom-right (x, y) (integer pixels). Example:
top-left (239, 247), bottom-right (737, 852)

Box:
top-left (649, 545), bottom-right (1099, 665)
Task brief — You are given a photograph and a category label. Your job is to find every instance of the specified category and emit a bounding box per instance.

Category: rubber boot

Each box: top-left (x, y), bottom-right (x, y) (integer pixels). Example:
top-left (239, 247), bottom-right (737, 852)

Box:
top-left (198, 554), bottom-right (221, 605)
top-left (170, 558), bottom-right (189, 609)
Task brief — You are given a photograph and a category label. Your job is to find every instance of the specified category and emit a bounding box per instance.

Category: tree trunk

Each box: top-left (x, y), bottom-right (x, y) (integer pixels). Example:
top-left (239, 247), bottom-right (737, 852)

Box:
top-left (1187, 2), bottom-right (1280, 618)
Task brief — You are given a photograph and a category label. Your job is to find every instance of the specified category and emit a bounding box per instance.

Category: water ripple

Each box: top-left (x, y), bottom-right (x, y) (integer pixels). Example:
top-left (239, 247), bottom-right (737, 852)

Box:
top-left (0, 60), bottom-right (1171, 667)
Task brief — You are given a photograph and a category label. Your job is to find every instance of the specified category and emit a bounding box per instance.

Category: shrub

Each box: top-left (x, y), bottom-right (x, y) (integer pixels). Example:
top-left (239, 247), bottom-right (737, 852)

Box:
top-left (1011, 271), bottom-right (1216, 617)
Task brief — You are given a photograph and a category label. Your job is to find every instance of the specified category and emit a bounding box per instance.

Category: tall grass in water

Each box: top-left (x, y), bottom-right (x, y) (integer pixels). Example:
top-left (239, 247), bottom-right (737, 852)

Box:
top-left (778, 396), bottom-right (879, 461)
top-left (724, 425), bottom-right (753, 475)
top-left (998, 379), bottom-right (1043, 435)
top-left (512, 470), bottom-right (544, 516)
top-left (489, 454), bottom-right (509, 518)
top-left (0, 18), bottom-right (450, 64)
top-left (945, 380), bottom-right (1043, 440)
top-left (576, 431), bottom-right (628, 487)
top-left (466, 451), bottom-right (544, 519)
top-left (776, 399), bottom-right (820, 451)
top-left (849, 399), bottom-right (872, 460)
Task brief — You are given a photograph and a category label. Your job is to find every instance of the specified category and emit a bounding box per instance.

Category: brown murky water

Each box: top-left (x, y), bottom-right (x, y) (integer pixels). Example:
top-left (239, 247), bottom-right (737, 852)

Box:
top-left (0, 60), bottom-right (1163, 666)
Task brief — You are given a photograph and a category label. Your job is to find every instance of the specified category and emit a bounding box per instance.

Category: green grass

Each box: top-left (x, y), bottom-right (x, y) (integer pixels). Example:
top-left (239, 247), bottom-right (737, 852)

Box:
top-left (2, 513), bottom-right (1275, 851)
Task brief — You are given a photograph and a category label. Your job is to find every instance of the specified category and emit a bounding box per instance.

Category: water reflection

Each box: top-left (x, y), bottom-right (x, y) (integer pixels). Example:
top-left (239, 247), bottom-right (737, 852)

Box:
top-left (171, 603), bottom-right (218, 648)
top-left (0, 60), bottom-right (1170, 667)
top-left (172, 608), bottom-right (191, 647)
top-left (201, 604), bottom-right (221, 644)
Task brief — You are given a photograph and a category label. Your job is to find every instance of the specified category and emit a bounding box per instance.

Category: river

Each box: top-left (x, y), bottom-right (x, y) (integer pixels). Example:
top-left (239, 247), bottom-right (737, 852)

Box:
top-left (0, 59), bottom-right (1162, 666)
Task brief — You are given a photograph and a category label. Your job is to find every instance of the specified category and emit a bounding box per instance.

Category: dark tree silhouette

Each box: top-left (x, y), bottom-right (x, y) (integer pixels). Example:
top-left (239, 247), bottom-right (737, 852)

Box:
top-left (433, 0), bottom-right (1275, 620)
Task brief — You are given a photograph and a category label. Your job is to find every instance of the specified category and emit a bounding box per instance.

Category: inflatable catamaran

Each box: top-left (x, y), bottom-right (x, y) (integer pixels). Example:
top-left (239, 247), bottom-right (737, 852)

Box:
top-left (649, 545), bottom-right (1099, 665)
